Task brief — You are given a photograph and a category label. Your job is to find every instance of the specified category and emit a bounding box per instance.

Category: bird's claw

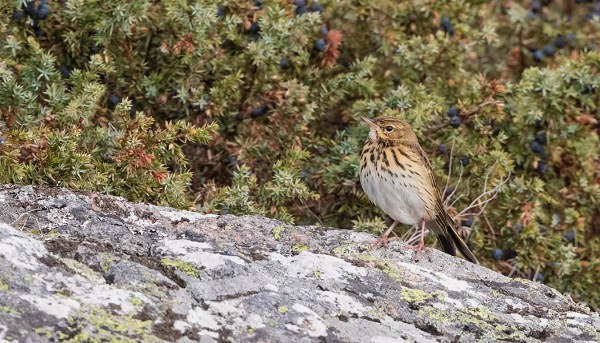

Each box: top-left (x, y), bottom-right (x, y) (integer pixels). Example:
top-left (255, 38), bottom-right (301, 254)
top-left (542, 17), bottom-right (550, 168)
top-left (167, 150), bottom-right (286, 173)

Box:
top-left (370, 235), bottom-right (397, 250)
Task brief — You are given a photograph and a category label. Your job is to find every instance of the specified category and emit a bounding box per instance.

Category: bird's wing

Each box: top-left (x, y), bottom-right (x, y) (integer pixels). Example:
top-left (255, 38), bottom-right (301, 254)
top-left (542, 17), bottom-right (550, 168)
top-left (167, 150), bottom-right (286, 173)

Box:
top-left (414, 144), bottom-right (479, 264)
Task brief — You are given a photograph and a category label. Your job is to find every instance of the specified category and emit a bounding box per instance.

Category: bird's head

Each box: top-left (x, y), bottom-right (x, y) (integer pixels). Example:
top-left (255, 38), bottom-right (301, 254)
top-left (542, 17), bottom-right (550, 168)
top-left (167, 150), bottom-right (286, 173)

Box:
top-left (361, 116), bottom-right (416, 143)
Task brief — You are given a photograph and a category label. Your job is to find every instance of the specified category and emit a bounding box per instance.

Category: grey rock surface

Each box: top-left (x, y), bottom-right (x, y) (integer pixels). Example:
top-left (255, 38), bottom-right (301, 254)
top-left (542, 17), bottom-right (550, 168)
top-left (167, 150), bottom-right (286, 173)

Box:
top-left (0, 184), bottom-right (598, 342)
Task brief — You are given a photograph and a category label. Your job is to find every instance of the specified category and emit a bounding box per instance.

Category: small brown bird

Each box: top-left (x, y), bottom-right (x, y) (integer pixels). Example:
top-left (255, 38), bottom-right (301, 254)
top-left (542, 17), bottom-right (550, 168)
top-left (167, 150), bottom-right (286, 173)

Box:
top-left (359, 116), bottom-right (478, 264)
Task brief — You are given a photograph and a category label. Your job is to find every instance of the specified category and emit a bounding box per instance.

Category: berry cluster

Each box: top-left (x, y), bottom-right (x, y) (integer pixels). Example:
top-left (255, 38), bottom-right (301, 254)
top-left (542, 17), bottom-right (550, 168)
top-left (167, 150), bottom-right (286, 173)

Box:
top-left (12, 0), bottom-right (51, 38)
top-left (440, 17), bottom-right (454, 36)
top-left (531, 35), bottom-right (571, 63)
top-left (294, 0), bottom-right (324, 16)
top-left (447, 107), bottom-right (461, 127)
top-left (530, 130), bottom-right (548, 175)
top-left (24, 0), bottom-right (50, 21)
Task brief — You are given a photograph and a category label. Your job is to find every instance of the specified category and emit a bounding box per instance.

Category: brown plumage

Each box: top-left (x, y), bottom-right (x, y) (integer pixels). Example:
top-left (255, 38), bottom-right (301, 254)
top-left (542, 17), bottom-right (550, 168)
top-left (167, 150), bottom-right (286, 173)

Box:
top-left (359, 116), bottom-right (478, 264)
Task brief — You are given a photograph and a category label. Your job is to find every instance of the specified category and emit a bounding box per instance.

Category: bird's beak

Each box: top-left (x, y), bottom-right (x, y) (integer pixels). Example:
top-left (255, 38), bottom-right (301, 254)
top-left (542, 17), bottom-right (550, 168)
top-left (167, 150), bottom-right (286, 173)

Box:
top-left (361, 117), bottom-right (379, 130)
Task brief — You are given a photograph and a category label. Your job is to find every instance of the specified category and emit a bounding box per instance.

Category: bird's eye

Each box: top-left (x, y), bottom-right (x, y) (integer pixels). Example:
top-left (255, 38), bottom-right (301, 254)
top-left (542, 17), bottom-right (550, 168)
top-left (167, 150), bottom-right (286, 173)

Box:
top-left (385, 126), bottom-right (394, 132)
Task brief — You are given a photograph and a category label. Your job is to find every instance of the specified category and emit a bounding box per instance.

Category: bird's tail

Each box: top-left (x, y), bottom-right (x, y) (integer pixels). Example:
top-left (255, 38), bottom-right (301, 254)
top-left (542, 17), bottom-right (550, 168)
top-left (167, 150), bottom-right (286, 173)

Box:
top-left (430, 211), bottom-right (479, 264)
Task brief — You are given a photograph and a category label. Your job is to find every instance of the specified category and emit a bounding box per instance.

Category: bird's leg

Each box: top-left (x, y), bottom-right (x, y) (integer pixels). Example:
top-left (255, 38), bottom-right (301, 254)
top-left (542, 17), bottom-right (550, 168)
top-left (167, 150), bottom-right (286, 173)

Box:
top-left (412, 219), bottom-right (429, 260)
top-left (371, 220), bottom-right (399, 249)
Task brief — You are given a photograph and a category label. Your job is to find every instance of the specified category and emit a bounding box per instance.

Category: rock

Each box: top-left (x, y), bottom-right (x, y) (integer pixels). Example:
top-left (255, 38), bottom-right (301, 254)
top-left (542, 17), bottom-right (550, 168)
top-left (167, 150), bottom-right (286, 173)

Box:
top-left (0, 184), bottom-right (597, 342)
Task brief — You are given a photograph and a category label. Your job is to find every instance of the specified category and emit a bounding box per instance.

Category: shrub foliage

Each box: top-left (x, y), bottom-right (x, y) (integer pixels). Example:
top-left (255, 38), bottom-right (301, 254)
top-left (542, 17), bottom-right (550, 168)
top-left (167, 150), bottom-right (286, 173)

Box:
top-left (1, 0), bottom-right (599, 307)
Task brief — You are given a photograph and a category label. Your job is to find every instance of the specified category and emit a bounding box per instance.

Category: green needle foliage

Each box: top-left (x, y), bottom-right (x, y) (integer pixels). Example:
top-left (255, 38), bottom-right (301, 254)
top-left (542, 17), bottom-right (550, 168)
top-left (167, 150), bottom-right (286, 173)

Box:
top-left (1, 0), bottom-right (599, 308)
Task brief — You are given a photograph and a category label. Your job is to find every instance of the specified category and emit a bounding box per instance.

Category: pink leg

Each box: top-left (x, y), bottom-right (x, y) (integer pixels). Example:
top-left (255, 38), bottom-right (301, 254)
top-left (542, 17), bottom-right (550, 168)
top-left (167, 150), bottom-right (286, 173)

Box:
top-left (371, 221), bottom-right (398, 249)
top-left (412, 219), bottom-right (429, 260)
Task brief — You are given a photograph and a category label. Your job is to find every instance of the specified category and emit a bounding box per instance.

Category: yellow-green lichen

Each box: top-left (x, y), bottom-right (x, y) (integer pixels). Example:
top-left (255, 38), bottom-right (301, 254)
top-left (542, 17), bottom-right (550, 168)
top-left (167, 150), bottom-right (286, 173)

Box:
top-left (161, 258), bottom-right (200, 277)
top-left (312, 270), bottom-right (323, 279)
top-left (454, 305), bottom-right (501, 340)
top-left (0, 276), bottom-right (9, 291)
top-left (491, 290), bottom-right (503, 297)
top-left (401, 287), bottom-right (440, 304)
top-left (129, 297), bottom-right (143, 307)
top-left (58, 307), bottom-right (159, 343)
top-left (273, 226), bottom-right (285, 240)
top-left (292, 244), bottom-right (308, 253)
top-left (60, 258), bottom-right (104, 283)
top-left (416, 306), bottom-right (451, 325)
top-left (34, 327), bottom-right (54, 338)
top-left (278, 306), bottom-right (288, 314)
top-left (358, 254), bottom-right (404, 282)
top-left (0, 305), bottom-right (19, 315)
top-left (332, 245), bottom-right (356, 255)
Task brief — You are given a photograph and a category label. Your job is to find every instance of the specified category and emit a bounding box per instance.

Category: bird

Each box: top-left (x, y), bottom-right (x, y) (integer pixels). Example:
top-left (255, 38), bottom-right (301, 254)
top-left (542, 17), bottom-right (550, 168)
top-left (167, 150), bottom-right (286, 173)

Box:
top-left (359, 116), bottom-right (478, 264)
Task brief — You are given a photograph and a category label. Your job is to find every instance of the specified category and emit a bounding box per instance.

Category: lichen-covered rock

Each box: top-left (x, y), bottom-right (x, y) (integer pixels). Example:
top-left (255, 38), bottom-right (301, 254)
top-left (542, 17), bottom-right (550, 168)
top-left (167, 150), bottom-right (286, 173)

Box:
top-left (0, 185), bottom-right (597, 342)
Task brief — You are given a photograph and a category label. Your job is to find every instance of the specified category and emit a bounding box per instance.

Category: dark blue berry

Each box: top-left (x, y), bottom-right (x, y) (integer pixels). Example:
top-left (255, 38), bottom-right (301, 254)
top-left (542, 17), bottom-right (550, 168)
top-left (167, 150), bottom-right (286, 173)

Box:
top-left (254, 1), bottom-right (263, 9)
top-left (440, 17), bottom-right (454, 36)
top-left (461, 217), bottom-right (473, 228)
top-left (12, 10), bottom-right (25, 20)
top-left (216, 5), bottom-right (226, 17)
top-left (108, 94), bottom-right (121, 109)
top-left (279, 57), bottom-right (291, 69)
top-left (319, 25), bottom-right (329, 37)
top-left (315, 38), bottom-right (327, 52)
top-left (129, 103), bottom-right (137, 117)
top-left (59, 66), bottom-right (71, 79)
top-left (582, 84), bottom-right (595, 94)
top-left (295, 5), bottom-right (308, 15)
top-left (551, 261), bottom-right (559, 268)
top-left (250, 104), bottom-right (269, 118)
top-left (449, 116), bottom-right (461, 127)
top-left (505, 249), bottom-right (517, 259)
top-left (310, 3), bottom-right (324, 13)
top-left (530, 141), bottom-right (545, 155)
top-left (534, 133), bottom-right (547, 145)
top-left (34, 25), bottom-right (46, 38)
top-left (535, 273), bottom-right (544, 282)
top-left (293, 0), bottom-right (307, 6)
top-left (564, 230), bottom-right (575, 242)
top-left (533, 50), bottom-right (544, 62)
top-left (247, 22), bottom-right (260, 34)
top-left (447, 107), bottom-right (459, 117)
top-left (566, 32), bottom-right (576, 42)
top-left (299, 170), bottom-right (309, 180)
top-left (24, 1), bottom-right (36, 16)
top-left (437, 144), bottom-right (447, 154)
top-left (0, 137), bottom-right (4, 145)
top-left (537, 161), bottom-right (548, 174)
top-left (492, 248), bottom-right (504, 261)
top-left (554, 36), bottom-right (566, 49)
top-left (37, 4), bottom-right (50, 20)
top-left (531, 0), bottom-right (542, 12)
top-left (526, 11), bottom-right (537, 20)
top-left (459, 155), bottom-right (469, 166)
top-left (542, 44), bottom-right (555, 57)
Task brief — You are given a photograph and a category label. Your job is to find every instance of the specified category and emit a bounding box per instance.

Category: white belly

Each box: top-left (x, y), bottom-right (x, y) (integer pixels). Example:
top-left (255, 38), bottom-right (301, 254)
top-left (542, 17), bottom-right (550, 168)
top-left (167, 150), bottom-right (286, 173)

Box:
top-left (360, 169), bottom-right (427, 225)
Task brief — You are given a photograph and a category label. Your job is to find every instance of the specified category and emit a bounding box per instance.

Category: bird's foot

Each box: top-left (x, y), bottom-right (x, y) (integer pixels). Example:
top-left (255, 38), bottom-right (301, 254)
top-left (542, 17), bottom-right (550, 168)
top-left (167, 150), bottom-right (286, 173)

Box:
top-left (370, 234), bottom-right (398, 250)
top-left (409, 240), bottom-right (430, 261)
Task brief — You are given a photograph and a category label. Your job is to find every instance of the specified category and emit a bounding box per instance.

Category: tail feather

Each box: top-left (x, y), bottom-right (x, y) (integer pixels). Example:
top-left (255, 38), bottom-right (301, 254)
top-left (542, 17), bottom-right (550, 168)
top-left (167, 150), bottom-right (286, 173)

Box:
top-left (435, 233), bottom-right (456, 257)
top-left (445, 220), bottom-right (479, 264)
top-left (429, 211), bottom-right (479, 264)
